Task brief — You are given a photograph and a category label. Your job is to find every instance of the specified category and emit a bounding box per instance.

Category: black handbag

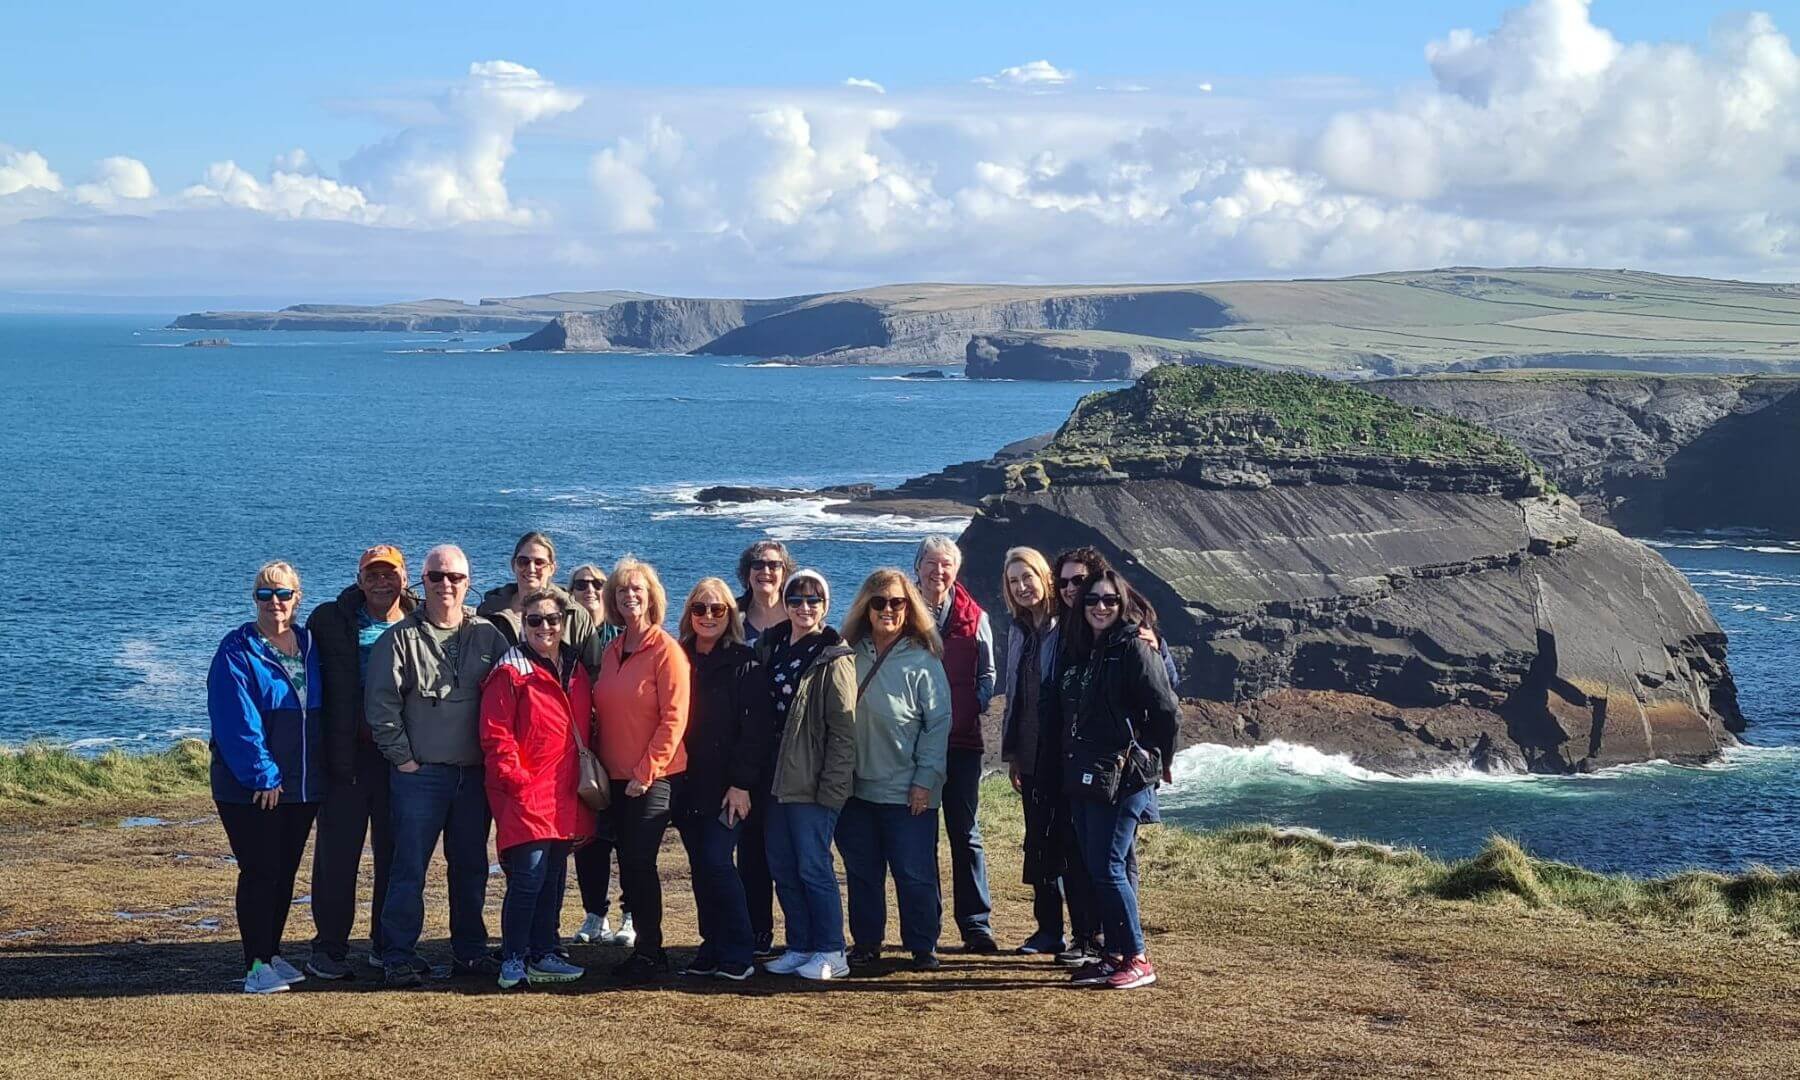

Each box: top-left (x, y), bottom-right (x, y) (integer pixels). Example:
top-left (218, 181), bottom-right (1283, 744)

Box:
top-left (1063, 734), bottom-right (1128, 803)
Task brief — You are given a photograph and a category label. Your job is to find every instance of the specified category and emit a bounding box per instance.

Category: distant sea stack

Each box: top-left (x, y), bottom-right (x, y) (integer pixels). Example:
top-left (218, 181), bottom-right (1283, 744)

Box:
top-left (954, 366), bottom-right (1744, 775)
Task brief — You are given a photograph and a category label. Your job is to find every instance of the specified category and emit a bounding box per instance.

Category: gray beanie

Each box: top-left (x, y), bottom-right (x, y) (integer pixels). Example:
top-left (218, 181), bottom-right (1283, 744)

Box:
top-left (784, 568), bottom-right (831, 611)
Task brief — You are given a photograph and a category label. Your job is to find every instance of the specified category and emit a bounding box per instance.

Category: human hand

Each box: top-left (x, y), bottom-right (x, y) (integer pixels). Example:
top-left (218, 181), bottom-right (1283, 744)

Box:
top-left (1008, 762), bottom-right (1023, 794)
top-left (1137, 626), bottom-right (1159, 647)
top-left (397, 760), bottom-right (421, 774)
top-left (626, 778), bottom-right (648, 798)
top-left (723, 787), bottom-right (752, 824)
top-left (253, 785), bottom-right (283, 810)
top-left (908, 785), bottom-right (930, 815)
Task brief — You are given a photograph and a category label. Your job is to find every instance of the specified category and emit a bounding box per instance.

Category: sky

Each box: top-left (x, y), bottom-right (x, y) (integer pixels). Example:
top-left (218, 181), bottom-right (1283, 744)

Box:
top-left (5, 0), bottom-right (1800, 304)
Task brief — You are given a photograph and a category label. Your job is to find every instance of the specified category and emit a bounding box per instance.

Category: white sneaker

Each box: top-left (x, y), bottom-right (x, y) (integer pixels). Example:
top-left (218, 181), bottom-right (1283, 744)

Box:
top-left (268, 955), bottom-right (305, 984)
top-left (762, 949), bottom-right (810, 975)
top-left (574, 912), bottom-right (611, 944)
top-left (243, 961), bottom-right (290, 994)
top-left (797, 951), bottom-right (845, 981)
top-left (611, 912), bottom-right (637, 949)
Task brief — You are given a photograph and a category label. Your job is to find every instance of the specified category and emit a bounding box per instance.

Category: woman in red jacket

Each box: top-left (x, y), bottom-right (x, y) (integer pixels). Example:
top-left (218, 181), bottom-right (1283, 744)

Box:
top-left (480, 590), bottom-right (597, 989)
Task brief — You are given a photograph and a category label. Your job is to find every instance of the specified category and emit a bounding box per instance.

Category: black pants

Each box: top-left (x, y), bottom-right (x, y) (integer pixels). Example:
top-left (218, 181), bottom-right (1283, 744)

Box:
top-left (608, 777), bottom-right (675, 956)
top-left (1019, 771), bottom-right (1070, 941)
top-left (309, 742), bottom-right (393, 960)
top-left (737, 784), bottom-right (775, 941)
top-left (216, 800), bottom-right (319, 969)
top-left (573, 813), bottom-right (629, 917)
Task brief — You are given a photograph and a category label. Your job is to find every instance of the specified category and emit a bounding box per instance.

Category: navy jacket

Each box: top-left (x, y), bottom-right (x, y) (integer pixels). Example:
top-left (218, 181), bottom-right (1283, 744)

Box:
top-left (206, 622), bottom-right (326, 804)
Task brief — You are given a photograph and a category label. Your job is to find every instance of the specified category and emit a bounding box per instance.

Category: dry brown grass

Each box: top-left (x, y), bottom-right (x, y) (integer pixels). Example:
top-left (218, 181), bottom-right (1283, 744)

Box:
top-left (2, 787), bottom-right (1798, 1080)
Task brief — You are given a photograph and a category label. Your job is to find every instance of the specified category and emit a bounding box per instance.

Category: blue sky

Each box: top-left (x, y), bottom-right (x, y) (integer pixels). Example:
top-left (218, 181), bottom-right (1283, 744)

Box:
top-left (5, 1), bottom-right (1800, 301)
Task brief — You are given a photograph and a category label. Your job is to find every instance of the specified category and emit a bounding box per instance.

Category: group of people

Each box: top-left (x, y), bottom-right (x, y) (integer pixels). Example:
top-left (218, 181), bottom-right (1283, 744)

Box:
top-left (206, 531), bottom-right (1180, 996)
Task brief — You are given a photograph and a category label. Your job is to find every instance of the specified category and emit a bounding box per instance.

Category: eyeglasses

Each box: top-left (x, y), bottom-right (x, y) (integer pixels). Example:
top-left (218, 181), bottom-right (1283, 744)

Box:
top-left (867, 595), bottom-right (909, 613)
top-left (571, 579), bottom-right (602, 592)
top-left (1083, 593), bottom-right (1122, 610)
top-left (254, 587), bottom-right (296, 602)
top-left (425, 570), bottom-right (468, 584)
top-left (785, 595), bottom-right (825, 609)
top-left (689, 602), bottom-right (731, 619)
top-left (750, 559), bottom-right (785, 573)
top-left (523, 612), bottom-right (565, 628)
top-left (1058, 573), bottom-right (1090, 591)
top-left (513, 555), bottom-right (551, 569)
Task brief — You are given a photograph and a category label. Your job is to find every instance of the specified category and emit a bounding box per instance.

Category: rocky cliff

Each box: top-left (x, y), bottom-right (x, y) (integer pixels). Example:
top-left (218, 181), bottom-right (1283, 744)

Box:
top-left (170, 291), bottom-right (653, 333)
top-left (965, 331), bottom-right (1207, 380)
top-left (954, 366), bottom-right (1743, 774)
top-left (501, 296), bottom-right (813, 353)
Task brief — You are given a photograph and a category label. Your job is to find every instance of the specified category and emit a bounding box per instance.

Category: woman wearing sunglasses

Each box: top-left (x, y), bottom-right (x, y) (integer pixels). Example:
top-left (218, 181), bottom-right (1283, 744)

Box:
top-left (836, 569), bottom-right (951, 972)
top-left (674, 577), bottom-right (775, 981)
top-left (735, 540), bottom-right (795, 646)
top-left (756, 568), bottom-right (856, 982)
top-left (479, 590), bottom-right (595, 989)
top-left (478, 532), bottom-right (605, 674)
top-left (592, 555), bottom-right (691, 983)
top-left (206, 560), bottom-right (327, 994)
top-left (1049, 570), bottom-right (1180, 991)
top-left (732, 540), bottom-right (795, 957)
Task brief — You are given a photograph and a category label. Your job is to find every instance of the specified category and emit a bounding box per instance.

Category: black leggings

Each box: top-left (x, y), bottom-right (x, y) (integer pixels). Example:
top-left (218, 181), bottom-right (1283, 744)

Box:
top-left (216, 800), bottom-right (319, 969)
top-left (608, 777), bottom-right (674, 956)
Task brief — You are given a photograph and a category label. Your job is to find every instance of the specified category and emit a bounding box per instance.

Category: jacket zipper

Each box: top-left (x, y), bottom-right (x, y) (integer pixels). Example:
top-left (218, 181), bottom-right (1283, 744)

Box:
top-left (257, 628), bottom-right (310, 797)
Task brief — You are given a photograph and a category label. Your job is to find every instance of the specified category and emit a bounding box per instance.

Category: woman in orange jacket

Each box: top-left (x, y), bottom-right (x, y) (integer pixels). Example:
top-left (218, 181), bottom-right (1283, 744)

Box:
top-left (592, 555), bottom-right (691, 983)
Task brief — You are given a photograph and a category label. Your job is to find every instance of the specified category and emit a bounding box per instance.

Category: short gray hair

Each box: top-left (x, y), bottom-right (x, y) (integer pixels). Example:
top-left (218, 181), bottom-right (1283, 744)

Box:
top-left (423, 544), bottom-right (469, 573)
top-left (914, 535), bottom-right (962, 569)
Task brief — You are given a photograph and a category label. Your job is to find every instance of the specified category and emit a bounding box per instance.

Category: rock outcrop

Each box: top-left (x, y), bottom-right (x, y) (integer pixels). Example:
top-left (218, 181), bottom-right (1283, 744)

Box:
top-left (953, 366), bottom-right (1744, 774)
top-left (170, 291), bottom-right (652, 333)
top-left (965, 331), bottom-right (1206, 380)
top-left (502, 296), bottom-right (813, 353)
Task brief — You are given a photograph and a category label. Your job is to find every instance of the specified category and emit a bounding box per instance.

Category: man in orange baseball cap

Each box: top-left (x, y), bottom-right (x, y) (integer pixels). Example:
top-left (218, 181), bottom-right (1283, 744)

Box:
top-left (302, 543), bottom-right (418, 981)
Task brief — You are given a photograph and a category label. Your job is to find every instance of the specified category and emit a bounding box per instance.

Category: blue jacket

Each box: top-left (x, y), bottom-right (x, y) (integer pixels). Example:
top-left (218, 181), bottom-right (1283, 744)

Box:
top-left (207, 622), bottom-right (326, 804)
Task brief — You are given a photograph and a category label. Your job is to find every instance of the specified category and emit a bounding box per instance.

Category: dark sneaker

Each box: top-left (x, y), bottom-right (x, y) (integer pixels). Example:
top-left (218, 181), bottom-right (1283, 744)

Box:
top-left (961, 933), bottom-right (1000, 955)
top-left (714, 961), bottom-right (755, 982)
top-left (1070, 958), bottom-right (1118, 987)
top-left (682, 955), bottom-right (720, 977)
top-left (1057, 939), bottom-right (1100, 966)
top-left (305, 953), bottom-right (353, 981)
top-left (383, 963), bottom-right (424, 989)
top-left (910, 953), bottom-right (942, 972)
top-left (1017, 932), bottom-right (1067, 956)
top-left (611, 950), bottom-right (669, 985)
top-left (846, 946), bottom-right (881, 967)
top-left (751, 932), bottom-right (779, 961)
top-left (451, 952), bottom-right (503, 978)
top-left (1105, 956), bottom-right (1156, 990)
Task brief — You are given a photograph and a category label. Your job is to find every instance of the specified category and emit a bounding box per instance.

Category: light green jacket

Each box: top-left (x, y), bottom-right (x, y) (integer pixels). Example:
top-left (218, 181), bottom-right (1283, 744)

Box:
top-left (851, 636), bottom-right (952, 808)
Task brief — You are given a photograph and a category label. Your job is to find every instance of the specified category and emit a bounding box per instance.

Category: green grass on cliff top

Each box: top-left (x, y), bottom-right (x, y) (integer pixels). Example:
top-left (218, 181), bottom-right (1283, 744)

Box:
top-left (1049, 364), bottom-right (1540, 469)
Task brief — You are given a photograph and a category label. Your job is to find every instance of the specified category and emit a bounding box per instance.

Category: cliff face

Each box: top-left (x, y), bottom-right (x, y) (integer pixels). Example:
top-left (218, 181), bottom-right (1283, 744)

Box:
top-left (503, 296), bottom-right (813, 353)
top-left (965, 331), bottom-right (1201, 380)
top-left (1365, 375), bottom-right (1800, 534)
top-left (169, 291), bottom-right (652, 333)
top-left (954, 367), bottom-right (1743, 774)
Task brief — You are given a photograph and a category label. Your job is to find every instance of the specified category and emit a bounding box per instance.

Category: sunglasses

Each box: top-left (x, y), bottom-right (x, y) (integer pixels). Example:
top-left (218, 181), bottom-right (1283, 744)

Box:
top-left (523, 612), bottom-right (565, 628)
top-left (784, 595), bottom-right (825, 609)
top-left (750, 559), bottom-right (785, 573)
top-left (1083, 593), bottom-right (1122, 610)
top-left (571, 578), bottom-right (603, 592)
top-left (425, 570), bottom-right (468, 584)
top-left (254, 587), bottom-right (296, 602)
top-left (513, 555), bottom-right (551, 569)
top-left (689, 602), bottom-right (731, 619)
top-left (867, 595), bottom-right (909, 613)
top-left (1058, 573), bottom-right (1090, 591)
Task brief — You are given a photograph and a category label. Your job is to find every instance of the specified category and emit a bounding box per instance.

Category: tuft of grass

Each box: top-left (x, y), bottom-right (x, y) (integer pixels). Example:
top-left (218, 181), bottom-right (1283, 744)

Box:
top-left (0, 741), bottom-right (211, 809)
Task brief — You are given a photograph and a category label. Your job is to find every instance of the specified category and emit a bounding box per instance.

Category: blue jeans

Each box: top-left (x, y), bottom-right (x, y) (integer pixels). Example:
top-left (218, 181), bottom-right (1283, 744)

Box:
top-left (677, 812), bottom-right (754, 968)
top-left (764, 799), bottom-right (844, 955)
top-left (836, 796), bottom-right (942, 957)
top-left (1072, 785), bottom-right (1154, 960)
top-left (942, 748), bottom-right (993, 939)
top-left (501, 840), bottom-right (571, 963)
top-left (381, 763), bottom-right (492, 966)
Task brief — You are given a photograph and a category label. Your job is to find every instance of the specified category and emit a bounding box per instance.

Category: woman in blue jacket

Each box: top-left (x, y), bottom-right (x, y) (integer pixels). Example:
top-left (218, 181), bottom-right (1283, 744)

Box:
top-left (207, 560), bottom-right (327, 994)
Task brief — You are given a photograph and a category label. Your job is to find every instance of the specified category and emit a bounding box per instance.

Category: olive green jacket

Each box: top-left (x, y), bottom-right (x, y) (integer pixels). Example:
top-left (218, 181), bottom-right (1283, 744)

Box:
top-left (759, 628), bottom-right (858, 809)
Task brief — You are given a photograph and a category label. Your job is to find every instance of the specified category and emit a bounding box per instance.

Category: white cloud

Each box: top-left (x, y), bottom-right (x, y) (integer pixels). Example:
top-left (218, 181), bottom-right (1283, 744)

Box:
top-left (844, 77), bottom-right (886, 94)
top-left (182, 160), bottom-right (379, 221)
top-left (71, 156), bottom-right (156, 207)
top-left (976, 60), bottom-right (1074, 88)
top-left (0, 148), bottom-right (62, 196)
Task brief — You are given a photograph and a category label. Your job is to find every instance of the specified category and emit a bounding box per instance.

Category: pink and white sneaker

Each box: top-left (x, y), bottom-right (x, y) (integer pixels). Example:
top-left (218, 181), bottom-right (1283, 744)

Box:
top-left (1105, 955), bottom-right (1156, 990)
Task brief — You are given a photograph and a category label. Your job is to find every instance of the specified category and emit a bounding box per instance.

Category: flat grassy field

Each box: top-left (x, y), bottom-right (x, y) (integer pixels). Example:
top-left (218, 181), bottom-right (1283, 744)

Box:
top-left (2, 758), bottom-right (1798, 1079)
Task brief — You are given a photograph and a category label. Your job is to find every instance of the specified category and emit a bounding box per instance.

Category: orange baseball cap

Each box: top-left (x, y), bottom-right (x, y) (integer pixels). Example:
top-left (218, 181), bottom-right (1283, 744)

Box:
top-left (358, 544), bottom-right (406, 572)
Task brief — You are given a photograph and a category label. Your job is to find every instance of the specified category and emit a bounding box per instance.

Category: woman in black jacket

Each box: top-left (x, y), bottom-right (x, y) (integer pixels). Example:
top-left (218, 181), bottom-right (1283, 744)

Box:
top-left (676, 576), bottom-right (775, 982)
top-left (1049, 569), bottom-right (1179, 992)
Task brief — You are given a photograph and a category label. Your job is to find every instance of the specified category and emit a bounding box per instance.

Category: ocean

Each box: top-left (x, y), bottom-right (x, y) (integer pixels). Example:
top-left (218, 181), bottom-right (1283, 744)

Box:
top-left (3, 315), bottom-right (1795, 876)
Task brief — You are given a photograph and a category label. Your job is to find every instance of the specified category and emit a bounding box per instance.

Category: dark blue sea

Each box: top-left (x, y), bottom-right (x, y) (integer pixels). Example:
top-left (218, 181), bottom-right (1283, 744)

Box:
top-left (2, 315), bottom-right (1795, 876)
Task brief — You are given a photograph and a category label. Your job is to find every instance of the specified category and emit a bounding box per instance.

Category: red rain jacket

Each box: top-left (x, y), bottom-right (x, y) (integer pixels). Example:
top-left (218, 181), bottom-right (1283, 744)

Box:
top-left (479, 643), bottom-right (597, 853)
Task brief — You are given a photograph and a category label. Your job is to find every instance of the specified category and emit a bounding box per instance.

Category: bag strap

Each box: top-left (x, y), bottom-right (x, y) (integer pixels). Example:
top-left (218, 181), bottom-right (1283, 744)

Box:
top-left (858, 639), bottom-right (899, 698)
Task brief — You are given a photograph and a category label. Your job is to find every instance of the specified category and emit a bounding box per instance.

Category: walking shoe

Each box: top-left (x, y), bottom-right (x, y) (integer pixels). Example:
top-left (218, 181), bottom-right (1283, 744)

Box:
top-left (527, 954), bottom-right (585, 984)
top-left (365, 952), bottom-right (386, 971)
top-left (611, 912), bottom-right (637, 949)
top-left (714, 961), bottom-right (756, 982)
top-left (1017, 931), bottom-right (1067, 956)
top-left (573, 912), bottom-right (611, 944)
top-left (1105, 955), bottom-right (1157, 990)
top-left (243, 961), bottom-right (290, 995)
top-left (1056, 939), bottom-right (1100, 966)
top-left (681, 955), bottom-right (720, 977)
top-left (305, 953), bottom-right (352, 981)
top-left (1070, 957), bottom-right (1118, 987)
top-left (846, 945), bottom-right (881, 967)
top-left (382, 963), bottom-right (424, 989)
top-left (796, 951), bottom-right (846, 981)
top-left (451, 952), bottom-right (503, 978)
top-left (610, 950), bottom-right (668, 984)
top-left (910, 952), bottom-right (942, 972)
top-left (961, 932), bottom-right (1000, 955)
top-left (762, 949), bottom-right (810, 975)
top-left (497, 956), bottom-right (527, 990)
top-left (268, 955), bottom-right (305, 984)
top-left (752, 931), bottom-right (779, 960)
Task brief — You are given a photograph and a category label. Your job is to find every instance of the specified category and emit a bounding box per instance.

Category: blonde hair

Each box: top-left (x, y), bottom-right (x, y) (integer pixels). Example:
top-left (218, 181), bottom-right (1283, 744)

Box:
top-left (1001, 546), bottom-right (1056, 625)
top-left (678, 577), bottom-right (745, 647)
top-left (567, 563), bottom-right (605, 588)
top-left (602, 554), bottom-right (667, 628)
top-left (842, 568), bottom-right (942, 657)
top-left (253, 560), bottom-right (301, 594)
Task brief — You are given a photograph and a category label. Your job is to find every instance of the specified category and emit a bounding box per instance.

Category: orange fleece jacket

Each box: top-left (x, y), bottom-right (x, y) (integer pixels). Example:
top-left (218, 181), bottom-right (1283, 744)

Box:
top-left (592, 625), bottom-right (690, 785)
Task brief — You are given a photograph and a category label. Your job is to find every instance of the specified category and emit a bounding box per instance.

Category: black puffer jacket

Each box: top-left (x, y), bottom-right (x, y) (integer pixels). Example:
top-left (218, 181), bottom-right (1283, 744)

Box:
top-left (305, 583), bottom-right (418, 782)
top-left (1045, 620), bottom-right (1180, 778)
top-left (679, 639), bottom-right (777, 818)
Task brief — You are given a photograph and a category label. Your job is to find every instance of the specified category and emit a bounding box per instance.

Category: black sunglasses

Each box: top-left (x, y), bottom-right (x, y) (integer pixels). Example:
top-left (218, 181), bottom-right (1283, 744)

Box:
top-left (785, 594), bottom-right (825, 608)
top-left (571, 578), bottom-right (603, 592)
top-left (425, 570), bottom-right (468, 584)
top-left (1083, 593), bottom-right (1122, 609)
top-left (689, 602), bottom-right (731, 619)
top-left (523, 612), bottom-right (565, 628)
top-left (254, 587), bottom-right (296, 602)
top-left (1058, 573), bottom-right (1090, 591)
top-left (750, 559), bottom-right (785, 573)
top-left (867, 595), bottom-right (909, 613)
top-left (513, 555), bottom-right (551, 569)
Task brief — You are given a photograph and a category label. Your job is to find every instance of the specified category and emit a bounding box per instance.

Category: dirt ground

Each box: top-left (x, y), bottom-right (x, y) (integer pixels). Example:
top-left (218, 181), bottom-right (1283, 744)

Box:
top-left (1, 793), bottom-right (1798, 1080)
